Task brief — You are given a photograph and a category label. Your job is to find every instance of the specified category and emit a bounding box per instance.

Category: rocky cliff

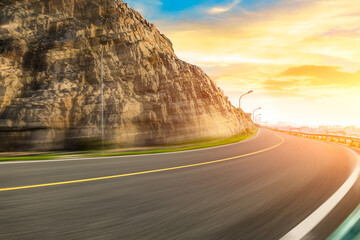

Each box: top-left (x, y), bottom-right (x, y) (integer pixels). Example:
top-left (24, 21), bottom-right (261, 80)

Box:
top-left (0, 0), bottom-right (254, 150)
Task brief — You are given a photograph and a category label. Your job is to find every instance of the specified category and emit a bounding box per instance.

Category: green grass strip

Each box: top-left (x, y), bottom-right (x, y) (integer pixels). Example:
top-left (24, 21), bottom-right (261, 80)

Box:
top-left (0, 129), bottom-right (258, 162)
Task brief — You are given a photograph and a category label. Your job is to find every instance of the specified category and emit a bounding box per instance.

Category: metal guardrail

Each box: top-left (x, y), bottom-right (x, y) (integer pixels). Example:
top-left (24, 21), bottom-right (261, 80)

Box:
top-left (267, 127), bottom-right (360, 149)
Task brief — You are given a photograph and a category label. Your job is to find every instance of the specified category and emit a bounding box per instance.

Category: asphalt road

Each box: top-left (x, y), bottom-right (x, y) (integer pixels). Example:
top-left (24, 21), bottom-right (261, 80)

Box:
top-left (0, 129), bottom-right (358, 240)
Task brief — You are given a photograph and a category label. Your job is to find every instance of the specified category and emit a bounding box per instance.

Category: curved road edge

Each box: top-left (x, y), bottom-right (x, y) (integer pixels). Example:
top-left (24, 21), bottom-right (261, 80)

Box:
top-left (281, 143), bottom-right (360, 240)
top-left (0, 129), bottom-right (261, 165)
top-left (0, 132), bottom-right (284, 192)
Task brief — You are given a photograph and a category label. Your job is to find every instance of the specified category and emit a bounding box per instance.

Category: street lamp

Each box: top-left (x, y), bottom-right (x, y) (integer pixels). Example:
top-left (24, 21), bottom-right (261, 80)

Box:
top-left (100, 34), bottom-right (108, 151)
top-left (252, 107), bottom-right (262, 122)
top-left (255, 114), bottom-right (262, 124)
top-left (239, 90), bottom-right (253, 133)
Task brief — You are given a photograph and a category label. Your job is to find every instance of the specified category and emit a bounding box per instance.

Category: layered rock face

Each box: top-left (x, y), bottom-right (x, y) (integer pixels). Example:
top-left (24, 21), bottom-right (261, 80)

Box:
top-left (0, 0), bottom-right (254, 150)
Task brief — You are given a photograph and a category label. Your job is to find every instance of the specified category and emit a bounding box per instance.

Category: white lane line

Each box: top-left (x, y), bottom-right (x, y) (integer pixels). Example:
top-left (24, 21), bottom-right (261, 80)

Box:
top-left (280, 145), bottom-right (360, 240)
top-left (0, 129), bottom-right (261, 165)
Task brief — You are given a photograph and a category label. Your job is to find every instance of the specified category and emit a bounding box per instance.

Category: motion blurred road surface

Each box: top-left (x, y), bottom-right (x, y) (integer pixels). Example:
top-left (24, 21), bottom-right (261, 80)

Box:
top-left (0, 129), bottom-right (358, 239)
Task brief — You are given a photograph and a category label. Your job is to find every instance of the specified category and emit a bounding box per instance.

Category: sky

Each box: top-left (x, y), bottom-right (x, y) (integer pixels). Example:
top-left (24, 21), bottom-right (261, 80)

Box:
top-left (125, 0), bottom-right (360, 126)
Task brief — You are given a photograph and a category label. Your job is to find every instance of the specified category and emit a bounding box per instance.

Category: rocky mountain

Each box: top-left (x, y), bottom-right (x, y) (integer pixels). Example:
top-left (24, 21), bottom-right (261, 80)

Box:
top-left (0, 0), bottom-right (254, 150)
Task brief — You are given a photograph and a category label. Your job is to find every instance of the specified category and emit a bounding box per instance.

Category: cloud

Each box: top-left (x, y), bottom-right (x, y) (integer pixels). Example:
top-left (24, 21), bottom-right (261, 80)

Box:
top-left (162, 0), bottom-right (360, 73)
top-left (263, 79), bottom-right (304, 91)
top-left (176, 52), bottom-right (272, 65)
top-left (260, 65), bottom-right (360, 99)
top-left (280, 65), bottom-right (360, 87)
top-left (208, 0), bottom-right (241, 14)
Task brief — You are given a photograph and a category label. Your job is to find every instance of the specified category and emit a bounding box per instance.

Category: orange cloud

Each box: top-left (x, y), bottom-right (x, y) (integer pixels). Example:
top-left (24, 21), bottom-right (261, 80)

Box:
top-left (280, 65), bottom-right (360, 87)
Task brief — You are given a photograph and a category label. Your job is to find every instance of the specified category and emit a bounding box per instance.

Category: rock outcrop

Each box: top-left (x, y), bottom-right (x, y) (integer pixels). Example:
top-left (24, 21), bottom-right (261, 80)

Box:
top-left (0, 0), bottom-right (254, 150)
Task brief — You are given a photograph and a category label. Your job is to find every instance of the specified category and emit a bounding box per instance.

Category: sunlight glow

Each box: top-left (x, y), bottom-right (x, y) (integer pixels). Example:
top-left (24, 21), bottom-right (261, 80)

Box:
top-left (155, 0), bottom-right (360, 126)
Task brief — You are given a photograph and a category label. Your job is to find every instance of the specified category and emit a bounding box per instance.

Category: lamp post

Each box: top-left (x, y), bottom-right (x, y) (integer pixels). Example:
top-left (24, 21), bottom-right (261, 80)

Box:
top-left (239, 90), bottom-right (253, 133)
top-left (99, 34), bottom-right (108, 151)
top-left (252, 107), bottom-right (262, 122)
top-left (256, 116), bottom-right (262, 124)
top-left (255, 114), bottom-right (262, 124)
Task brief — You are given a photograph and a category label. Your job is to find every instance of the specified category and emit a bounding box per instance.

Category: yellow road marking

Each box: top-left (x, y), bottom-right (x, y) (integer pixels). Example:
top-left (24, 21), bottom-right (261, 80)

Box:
top-left (0, 136), bottom-right (285, 192)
